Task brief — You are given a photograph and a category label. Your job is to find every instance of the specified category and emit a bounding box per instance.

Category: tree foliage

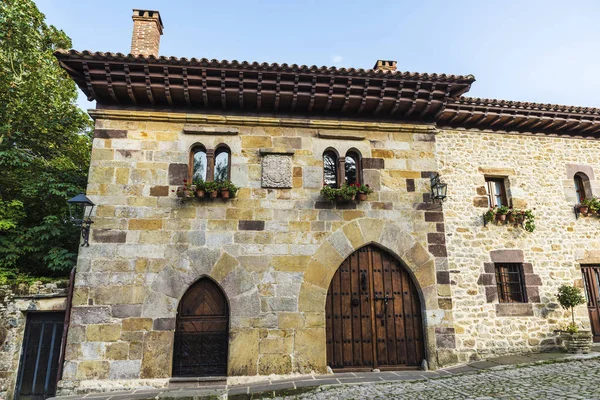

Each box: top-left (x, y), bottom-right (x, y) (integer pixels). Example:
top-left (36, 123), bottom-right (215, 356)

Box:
top-left (0, 0), bottom-right (92, 277)
top-left (557, 284), bottom-right (587, 327)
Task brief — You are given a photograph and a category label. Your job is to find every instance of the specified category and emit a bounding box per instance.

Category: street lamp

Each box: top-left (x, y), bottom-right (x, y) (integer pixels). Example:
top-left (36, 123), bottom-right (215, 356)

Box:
top-left (430, 174), bottom-right (448, 203)
top-left (67, 193), bottom-right (95, 247)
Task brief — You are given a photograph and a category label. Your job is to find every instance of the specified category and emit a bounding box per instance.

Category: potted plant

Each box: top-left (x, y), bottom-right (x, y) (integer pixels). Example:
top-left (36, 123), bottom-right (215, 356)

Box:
top-left (578, 198), bottom-right (593, 215)
top-left (495, 206), bottom-right (510, 222)
top-left (484, 208), bottom-right (495, 224)
top-left (320, 185), bottom-right (338, 202)
top-left (588, 197), bottom-right (600, 216)
top-left (522, 209), bottom-right (536, 232)
top-left (355, 183), bottom-right (373, 201)
top-left (556, 284), bottom-right (592, 354)
top-left (218, 180), bottom-right (238, 199)
top-left (173, 179), bottom-right (194, 198)
top-left (193, 178), bottom-right (206, 198)
top-left (336, 183), bottom-right (358, 202)
top-left (205, 181), bottom-right (219, 199)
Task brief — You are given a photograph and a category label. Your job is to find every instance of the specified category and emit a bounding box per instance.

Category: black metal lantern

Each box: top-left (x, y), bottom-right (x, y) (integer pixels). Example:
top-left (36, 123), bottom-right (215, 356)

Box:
top-left (430, 174), bottom-right (448, 202)
top-left (67, 193), bottom-right (95, 246)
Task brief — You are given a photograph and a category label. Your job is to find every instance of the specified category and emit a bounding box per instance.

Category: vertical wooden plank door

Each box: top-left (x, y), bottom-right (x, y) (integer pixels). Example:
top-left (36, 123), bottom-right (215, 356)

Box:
top-left (581, 265), bottom-right (600, 342)
top-left (15, 312), bottom-right (65, 400)
top-left (173, 278), bottom-right (229, 376)
top-left (326, 245), bottom-right (424, 371)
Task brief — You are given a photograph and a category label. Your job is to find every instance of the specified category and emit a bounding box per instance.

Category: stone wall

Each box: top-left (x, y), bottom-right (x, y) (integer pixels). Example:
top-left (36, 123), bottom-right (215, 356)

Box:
top-left (436, 128), bottom-right (600, 362)
top-left (0, 282), bottom-right (67, 399)
top-left (58, 112), bottom-right (454, 394)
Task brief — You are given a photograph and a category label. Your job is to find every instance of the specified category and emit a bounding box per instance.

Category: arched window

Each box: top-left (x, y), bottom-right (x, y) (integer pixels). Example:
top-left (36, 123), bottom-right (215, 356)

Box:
top-left (323, 150), bottom-right (338, 188)
top-left (214, 145), bottom-right (231, 182)
top-left (190, 145), bottom-right (207, 182)
top-left (575, 172), bottom-right (591, 204)
top-left (345, 150), bottom-right (361, 185)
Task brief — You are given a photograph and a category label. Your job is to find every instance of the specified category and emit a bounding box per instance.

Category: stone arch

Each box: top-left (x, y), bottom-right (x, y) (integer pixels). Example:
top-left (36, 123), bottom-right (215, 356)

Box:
top-left (298, 218), bottom-right (443, 370)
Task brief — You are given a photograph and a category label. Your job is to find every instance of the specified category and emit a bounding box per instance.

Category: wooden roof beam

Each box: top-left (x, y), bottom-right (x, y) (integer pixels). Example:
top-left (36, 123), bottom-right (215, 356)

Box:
top-left (182, 67), bottom-right (190, 106)
top-left (124, 64), bottom-right (136, 104)
top-left (163, 66), bottom-right (173, 106)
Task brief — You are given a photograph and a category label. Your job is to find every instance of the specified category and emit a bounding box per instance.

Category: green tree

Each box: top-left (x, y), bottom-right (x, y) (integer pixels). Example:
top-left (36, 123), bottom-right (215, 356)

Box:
top-left (0, 0), bottom-right (92, 278)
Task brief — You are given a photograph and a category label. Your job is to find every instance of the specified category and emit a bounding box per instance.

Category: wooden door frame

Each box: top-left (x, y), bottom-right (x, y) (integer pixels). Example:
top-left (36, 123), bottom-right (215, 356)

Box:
top-left (172, 275), bottom-right (231, 377)
top-left (14, 311), bottom-right (65, 400)
top-left (326, 244), bottom-right (425, 372)
top-left (581, 265), bottom-right (600, 343)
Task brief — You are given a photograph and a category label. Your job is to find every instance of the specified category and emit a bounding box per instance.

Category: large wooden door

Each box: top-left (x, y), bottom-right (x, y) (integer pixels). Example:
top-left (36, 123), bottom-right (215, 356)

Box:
top-left (326, 245), bottom-right (424, 371)
top-left (581, 265), bottom-right (600, 342)
top-left (173, 278), bottom-right (229, 376)
top-left (14, 312), bottom-right (64, 400)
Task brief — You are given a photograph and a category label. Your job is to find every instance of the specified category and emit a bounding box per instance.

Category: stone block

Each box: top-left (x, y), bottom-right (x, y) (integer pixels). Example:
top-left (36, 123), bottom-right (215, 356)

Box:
top-left (428, 244), bottom-right (447, 257)
top-left (362, 158), bottom-right (384, 169)
top-left (424, 212), bottom-right (443, 222)
top-left (358, 218), bottom-right (385, 243)
top-left (238, 220), bottom-right (265, 231)
top-left (302, 167), bottom-right (322, 189)
top-left (140, 331), bottom-right (173, 378)
top-left (168, 163), bottom-right (188, 185)
top-left (122, 318), bottom-right (153, 331)
top-left (153, 318), bottom-right (176, 331)
top-left (495, 303), bottom-right (534, 316)
top-left (86, 324), bottom-right (122, 342)
top-left (150, 186), bottom-right (169, 196)
top-left (106, 342), bottom-right (129, 360)
top-left (242, 135), bottom-right (272, 148)
top-left (92, 229), bottom-right (127, 243)
top-left (93, 286), bottom-right (144, 305)
top-left (128, 219), bottom-right (163, 230)
top-left (111, 304), bottom-right (142, 318)
top-left (278, 313), bottom-right (304, 329)
top-left (490, 249), bottom-right (524, 263)
top-left (94, 129), bottom-right (127, 139)
top-left (228, 329), bottom-right (259, 375)
top-left (258, 354), bottom-right (292, 375)
top-left (294, 328), bottom-right (327, 373)
top-left (341, 221), bottom-right (365, 250)
top-left (272, 256), bottom-right (310, 272)
top-left (109, 360), bottom-right (141, 379)
top-left (473, 196), bottom-right (489, 208)
top-left (71, 306), bottom-right (111, 325)
top-left (77, 360), bottom-right (110, 380)
top-left (327, 230), bottom-right (353, 258)
top-left (298, 283), bottom-right (327, 312)
top-left (211, 252), bottom-right (240, 282)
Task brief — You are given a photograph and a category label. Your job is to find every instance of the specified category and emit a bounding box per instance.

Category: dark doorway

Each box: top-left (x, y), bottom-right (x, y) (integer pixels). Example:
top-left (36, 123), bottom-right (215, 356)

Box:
top-left (581, 265), bottom-right (600, 342)
top-left (14, 312), bottom-right (65, 400)
top-left (172, 277), bottom-right (229, 377)
top-left (326, 245), bottom-right (425, 371)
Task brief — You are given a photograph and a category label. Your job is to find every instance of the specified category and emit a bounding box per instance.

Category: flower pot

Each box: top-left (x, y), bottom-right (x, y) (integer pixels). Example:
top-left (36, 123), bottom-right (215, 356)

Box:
top-left (496, 213), bottom-right (507, 222)
top-left (559, 331), bottom-right (593, 354)
top-left (195, 189), bottom-right (205, 198)
top-left (357, 193), bottom-right (368, 201)
top-left (578, 205), bottom-right (589, 215)
top-left (336, 195), bottom-right (355, 202)
top-left (209, 190), bottom-right (218, 199)
top-left (221, 189), bottom-right (230, 199)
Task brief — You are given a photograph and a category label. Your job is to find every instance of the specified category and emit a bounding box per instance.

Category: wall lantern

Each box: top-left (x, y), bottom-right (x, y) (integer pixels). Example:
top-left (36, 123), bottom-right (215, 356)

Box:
top-left (67, 193), bottom-right (95, 247)
top-left (430, 173), bottom-right (448, 202)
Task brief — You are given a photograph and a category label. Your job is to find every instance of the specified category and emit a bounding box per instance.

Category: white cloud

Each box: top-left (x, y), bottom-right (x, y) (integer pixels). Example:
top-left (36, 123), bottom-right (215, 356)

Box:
top-left (332, 55), bottom-right (344, 64)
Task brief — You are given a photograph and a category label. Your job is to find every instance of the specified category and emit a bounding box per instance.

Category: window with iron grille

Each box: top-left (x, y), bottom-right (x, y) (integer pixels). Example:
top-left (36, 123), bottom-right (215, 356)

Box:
top-left (495, 263), bottom-right (527, 303)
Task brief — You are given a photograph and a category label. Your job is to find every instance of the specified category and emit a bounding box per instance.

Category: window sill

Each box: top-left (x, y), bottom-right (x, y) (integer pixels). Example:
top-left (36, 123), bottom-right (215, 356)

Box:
top-left (495, 303), bottom-right (533, 317)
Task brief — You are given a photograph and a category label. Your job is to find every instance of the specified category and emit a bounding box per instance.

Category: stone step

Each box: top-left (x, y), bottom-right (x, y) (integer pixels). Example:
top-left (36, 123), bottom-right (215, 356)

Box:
top-left (168, 376), bottom-right (227, 389)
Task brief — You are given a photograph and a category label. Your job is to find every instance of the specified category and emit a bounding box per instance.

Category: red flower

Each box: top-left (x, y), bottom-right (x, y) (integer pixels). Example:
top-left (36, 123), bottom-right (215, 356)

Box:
top-left (183, 179), bottom-right (187, 183)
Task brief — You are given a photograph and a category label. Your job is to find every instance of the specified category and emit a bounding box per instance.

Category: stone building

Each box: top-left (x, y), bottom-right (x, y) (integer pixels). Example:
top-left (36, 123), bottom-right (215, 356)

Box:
top-left (11, 7), bottom-right (598, 396)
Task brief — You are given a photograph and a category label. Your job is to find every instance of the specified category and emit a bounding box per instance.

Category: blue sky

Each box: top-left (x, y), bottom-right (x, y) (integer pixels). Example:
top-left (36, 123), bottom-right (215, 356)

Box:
top-left (36, 0), bottom-right (600, 111)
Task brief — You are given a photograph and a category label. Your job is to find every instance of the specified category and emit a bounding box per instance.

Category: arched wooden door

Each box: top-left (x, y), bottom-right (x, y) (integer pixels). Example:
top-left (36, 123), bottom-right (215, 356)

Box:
top-left (173, 278), bottom-right (229, 377)
top-left (326, 245), bottom-right (424, 371)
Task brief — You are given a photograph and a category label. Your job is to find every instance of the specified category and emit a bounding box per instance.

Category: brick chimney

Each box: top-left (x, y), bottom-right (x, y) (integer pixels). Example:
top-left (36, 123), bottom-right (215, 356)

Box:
top-left (374, 60), bottom-right (397, 72)
top-left (130, 9), bottom-right (163, 57)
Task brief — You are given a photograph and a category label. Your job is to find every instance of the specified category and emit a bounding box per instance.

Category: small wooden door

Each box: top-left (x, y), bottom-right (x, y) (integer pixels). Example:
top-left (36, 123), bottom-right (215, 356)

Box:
top-left (15, 312), bottom-right (65, 400)
top-left (326, 245), bottom-right (424, 371)
top-left (173, 278), bottom-right (229, 376)
top-left (581, 265), bottom-right (600, 342)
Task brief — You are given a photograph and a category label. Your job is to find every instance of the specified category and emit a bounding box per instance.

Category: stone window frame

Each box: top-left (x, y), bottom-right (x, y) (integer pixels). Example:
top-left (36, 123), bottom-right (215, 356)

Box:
top-left (323, 147), bottom-right (364, 188)
top-left (565, 164), bottom-right (595, 205)
top-left (343, 148), bottom-right (363, 186)
top-left (484, 176), bottom-right (509, 208)
top-left (478, 250), bottom-right (542, 317)
top-left (574, 172), bottom-right (592, 204)
top-left (188, 142), bottom-right (231, 182)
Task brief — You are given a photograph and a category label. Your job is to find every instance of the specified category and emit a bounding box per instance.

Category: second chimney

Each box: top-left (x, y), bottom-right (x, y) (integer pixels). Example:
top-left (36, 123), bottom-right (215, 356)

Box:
top-left (374, 60), bottom-right (397, 72)
top-left (131, 9), bottom-right (163, 57)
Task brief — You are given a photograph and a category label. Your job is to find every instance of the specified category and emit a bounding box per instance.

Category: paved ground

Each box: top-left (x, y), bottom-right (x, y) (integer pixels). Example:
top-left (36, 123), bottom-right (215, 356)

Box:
top-left (51, 351), bottom-right (600, 399)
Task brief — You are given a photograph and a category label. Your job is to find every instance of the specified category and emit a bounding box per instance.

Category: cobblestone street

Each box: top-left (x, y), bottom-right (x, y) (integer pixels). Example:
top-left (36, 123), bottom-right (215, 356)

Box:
top-left (277, 358), bottom-right (600, 400)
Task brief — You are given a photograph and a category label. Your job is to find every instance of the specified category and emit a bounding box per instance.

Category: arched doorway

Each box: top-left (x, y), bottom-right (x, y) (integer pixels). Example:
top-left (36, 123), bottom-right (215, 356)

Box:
top-left (326, 245), bottom-right (424, 371)
top-left (173, 277), bottom-right (229, 377)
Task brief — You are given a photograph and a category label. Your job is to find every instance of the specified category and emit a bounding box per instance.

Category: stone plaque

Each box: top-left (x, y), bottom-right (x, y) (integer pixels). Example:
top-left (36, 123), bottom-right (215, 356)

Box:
top-left (262, 155), bottom-right (292, 188)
